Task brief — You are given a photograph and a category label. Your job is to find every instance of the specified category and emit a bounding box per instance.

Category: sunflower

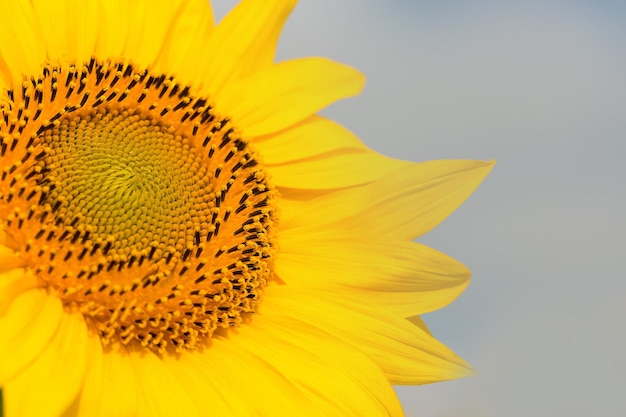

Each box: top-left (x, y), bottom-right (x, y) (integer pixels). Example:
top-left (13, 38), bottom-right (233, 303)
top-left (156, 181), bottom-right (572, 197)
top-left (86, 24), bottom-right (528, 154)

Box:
top-left (0, 0), bottom-right (493, 416)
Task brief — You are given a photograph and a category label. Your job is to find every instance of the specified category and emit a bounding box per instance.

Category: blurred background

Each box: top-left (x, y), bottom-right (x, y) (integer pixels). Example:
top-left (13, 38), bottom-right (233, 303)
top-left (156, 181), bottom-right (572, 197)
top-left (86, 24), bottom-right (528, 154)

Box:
top-left (213, 1), bottom-right (625, 416)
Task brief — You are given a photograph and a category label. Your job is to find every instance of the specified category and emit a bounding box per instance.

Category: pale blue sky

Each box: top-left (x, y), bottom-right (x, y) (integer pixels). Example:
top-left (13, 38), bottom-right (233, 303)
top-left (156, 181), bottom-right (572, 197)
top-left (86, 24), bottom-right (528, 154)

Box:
top-left (214, 1), bottom-right (626, 415)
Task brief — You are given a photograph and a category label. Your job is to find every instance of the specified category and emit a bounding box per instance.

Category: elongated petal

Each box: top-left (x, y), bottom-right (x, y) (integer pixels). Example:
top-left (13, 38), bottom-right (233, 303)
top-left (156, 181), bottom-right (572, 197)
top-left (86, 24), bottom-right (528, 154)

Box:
top-left (30, 0), bottom-right (100, 63)
top-left (91, 0), bottom-right (183, 68)
top-left (189, 338), bottom-right (311, 416)
top-left (0, 269), bottom-right (38, 316)
top-left (0, 1), bottom-right (46, 87)
top-left (280, 159), bottom-right (494, 239)
top-left (254, 115), bottom-right (365, 164)
top-left (270, 148), bottom-right (407, 190)
top-left (263, 285), bottom-right (473, 384)
top-left (277, 236), bottom-right (471, 315)
top-left (120, 1), bottom-right (185, 67)
top-left (218, 58), bottom-right (365, 136)
top-left (4, 311), bottom-right (89, 417)
top-left (212, 305), bottom-right (405, 416)
top-left (0, 287), bottom-right (62, 384)
top-left (256, 116), bottom-right (400, 192)
top-left (77, 342), bottom-right (140, 417)
top-left (169, 353), bottom-right (259, 416)
top-left (198, 0), bottom-right (296, 96)
top-left (77, 345), bottom-right (202, 417)
top-left (363, 160), bottom-right (495, 239)
top-left (153, 0), bottom-right (215, 82)
top-left (132, 352), bottom-right (201, 417)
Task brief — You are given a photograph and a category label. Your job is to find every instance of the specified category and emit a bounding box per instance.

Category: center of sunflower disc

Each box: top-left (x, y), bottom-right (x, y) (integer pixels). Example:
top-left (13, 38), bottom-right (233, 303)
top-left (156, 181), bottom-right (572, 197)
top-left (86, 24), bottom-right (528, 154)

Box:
top-left (0, 60), bottom-right (277, 353)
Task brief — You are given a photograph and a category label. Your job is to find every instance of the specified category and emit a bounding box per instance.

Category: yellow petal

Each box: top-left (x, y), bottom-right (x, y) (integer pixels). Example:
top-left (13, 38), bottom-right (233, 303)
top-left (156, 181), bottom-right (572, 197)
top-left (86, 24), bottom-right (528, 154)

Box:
top-left (30, 0), bottom-right (100, 63)
top-left (77, 345), bottom-right (203, 417)
top-left (132, 352), bottom-right (201, 417)
top-left (198, 0), bottom-right (296, 96)
top-left (0, 1), bottom-right (46, 87)
top-left (221, 305), bottom-right (405, 416)
top-left (254, 115), bottom-right (366, 165)
top-left (4, 311), bottom-right (88, 417)
top-left (280, 159), bottom-right (494, 239)
top-left (268, 148), bottom-right (406, 190)
top-left (0, 286), bottom-right (62, 384)
top-left (187, 338), bottom-right (309, 416)
top-left (153, 0), bottom-right (215, 81)
top-left (408, 315), bottom-right (433, 335)
top-left (122, 1), bottom-right (186, 67)
top-left (359, 160), bottom-right (495, 239)
top-left (263, 285), bottom-right (473, 385)
top-left (0, 268), bottom-right (38, 315)
top-left (76, 342), bottom-right (140, 417)
top-left (277, 237), bottom-right (471, 315)
top-left (218, 57), bottom-right (365, 136)
top-left (171, 352), bottom-right (258, 416)
top-left (93, 0), bottom-right (183, 68)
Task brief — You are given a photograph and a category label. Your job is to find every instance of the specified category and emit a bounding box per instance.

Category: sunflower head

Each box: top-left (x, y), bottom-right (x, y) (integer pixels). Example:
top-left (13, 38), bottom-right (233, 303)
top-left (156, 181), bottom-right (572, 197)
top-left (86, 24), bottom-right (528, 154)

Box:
top-left (1, 59), bottom-right (279, 353)
top-left (0, 1), bottom-right (493, 416)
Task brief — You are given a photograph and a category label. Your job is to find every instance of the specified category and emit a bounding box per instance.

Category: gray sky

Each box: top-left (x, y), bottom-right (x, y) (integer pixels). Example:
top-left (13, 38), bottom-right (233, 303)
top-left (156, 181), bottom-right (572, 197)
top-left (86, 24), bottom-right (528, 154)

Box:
top-left (215, 1), bottom-right (626, 416)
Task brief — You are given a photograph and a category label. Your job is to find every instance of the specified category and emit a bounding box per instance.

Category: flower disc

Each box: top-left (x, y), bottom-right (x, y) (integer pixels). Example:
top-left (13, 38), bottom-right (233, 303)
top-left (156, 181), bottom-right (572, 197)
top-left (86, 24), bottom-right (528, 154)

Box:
top-left (0, 59), bottom-right (277, 353)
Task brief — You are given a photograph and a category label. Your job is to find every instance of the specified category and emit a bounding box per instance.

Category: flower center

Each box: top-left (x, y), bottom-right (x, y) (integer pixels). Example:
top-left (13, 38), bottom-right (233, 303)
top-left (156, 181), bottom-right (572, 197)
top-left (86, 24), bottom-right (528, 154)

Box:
top-left (0, 59), bottom-right (277, 353)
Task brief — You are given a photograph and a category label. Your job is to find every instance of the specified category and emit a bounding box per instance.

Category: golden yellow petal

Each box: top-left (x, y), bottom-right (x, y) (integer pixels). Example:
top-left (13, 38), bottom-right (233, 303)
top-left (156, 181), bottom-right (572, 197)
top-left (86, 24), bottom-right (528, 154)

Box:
top-left (263, 285), bottom-right (473, 385)
top-left (219, 304), bottom-right (405, 416)
top-left (408, 315), bottom-right (433, 335)
top-left (120, 1), bottom-right (187, 68)
top-left (170, 353), bottom-right (258, 416)
top-left (0, 268), bottom-right (38, 315)
top-left (0, 1), bottom-right (46, 87)
top-left (76, 340), bottom-right (140, 417)
top-left (0, 286), bottom-right (62, 384)
top-left (30, 0), bottom-right (99, 63)
top-left (88, 0), bottom-right (184, 68)
top-left (4, 311), bottom-right (88, 417)
top-left (153, 0), bottom-right (215, 81)
top-left (356, 160), bottom-right (495, 239)
top-left (187, 338), bottom-right (310, 416)
top-left (268, 149), bottom-right (406, 191)
top-left (277, 235), bottom-right (471, 315)
top-left (131, 352), bottom-right (201, 417)
top-left (254, 115), bottom-right (365, 165)
top-left (217, 57), bottom-right (365, 136)
top-left (279, 159), bottom-right (494, 239)
top-left (197, 0), bottom-right (296, 96)
top-left (77, 345), bottom-right (206, 417)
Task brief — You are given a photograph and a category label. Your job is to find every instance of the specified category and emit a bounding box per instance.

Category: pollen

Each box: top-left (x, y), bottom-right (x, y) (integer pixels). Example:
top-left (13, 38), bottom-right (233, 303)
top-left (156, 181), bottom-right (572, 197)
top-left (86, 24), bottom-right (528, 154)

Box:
top-left (0, 59), bottom-right (277, 353)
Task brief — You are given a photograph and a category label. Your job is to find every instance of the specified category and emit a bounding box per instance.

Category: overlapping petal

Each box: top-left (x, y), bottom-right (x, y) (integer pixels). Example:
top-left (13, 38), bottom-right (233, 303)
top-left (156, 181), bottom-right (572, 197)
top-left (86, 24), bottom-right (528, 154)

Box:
top-left (0, 286), bottom-right (63, 384)
top-left (0, 1), bottom-right (46, 87)
top-left (280, 159), bottom-right (494, 239)
top-left (76, 340), bottom-right (142, 417)
top-left (4, 311), bottom-right (88, 417)
top-left (263, 285), bottom-right (473, 385)
top-left (195, 0), bottom-right (296, 96)
top-left (254, 115), bottom-right (366, 164)
top-left (276, 237), bottom-right (471, 316)
top-left (153, 0), bottom-right (215, 81)
top-left (29, 0), bottom-right (100, 64)
top-left (217, 57), bottom-right (365, 137)
top-left (220, 304), bottom-right (405, 416)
